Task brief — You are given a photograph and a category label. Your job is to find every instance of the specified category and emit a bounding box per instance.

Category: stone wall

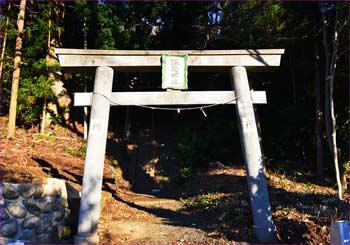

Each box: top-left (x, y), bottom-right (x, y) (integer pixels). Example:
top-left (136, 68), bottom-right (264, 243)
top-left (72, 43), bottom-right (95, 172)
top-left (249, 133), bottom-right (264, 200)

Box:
top-left (0, 178), bottom-right (77, 244)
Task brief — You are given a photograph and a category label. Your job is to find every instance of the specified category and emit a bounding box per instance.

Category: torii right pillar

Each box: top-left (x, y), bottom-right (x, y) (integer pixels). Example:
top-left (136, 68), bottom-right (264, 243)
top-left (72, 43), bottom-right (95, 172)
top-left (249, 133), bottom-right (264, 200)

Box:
top-left (230, 66), bottom-right (276, 242)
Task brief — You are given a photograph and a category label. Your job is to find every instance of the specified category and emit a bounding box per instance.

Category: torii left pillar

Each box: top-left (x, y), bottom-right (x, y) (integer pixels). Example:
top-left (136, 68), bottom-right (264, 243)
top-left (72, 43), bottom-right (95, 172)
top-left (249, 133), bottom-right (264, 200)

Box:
top-left (74, 66), bottom-right (114, 244)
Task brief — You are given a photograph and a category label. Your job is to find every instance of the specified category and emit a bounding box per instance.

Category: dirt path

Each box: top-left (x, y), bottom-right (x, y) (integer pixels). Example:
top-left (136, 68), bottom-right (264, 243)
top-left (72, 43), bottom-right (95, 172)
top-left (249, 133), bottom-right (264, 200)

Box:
top-left (99, 191), bottom-right (233, 244)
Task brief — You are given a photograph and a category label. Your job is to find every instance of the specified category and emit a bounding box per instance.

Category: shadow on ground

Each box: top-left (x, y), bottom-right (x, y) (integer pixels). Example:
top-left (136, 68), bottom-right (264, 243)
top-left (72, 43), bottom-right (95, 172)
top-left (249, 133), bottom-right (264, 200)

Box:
top-left (33, 156), bottom-right (349, 243)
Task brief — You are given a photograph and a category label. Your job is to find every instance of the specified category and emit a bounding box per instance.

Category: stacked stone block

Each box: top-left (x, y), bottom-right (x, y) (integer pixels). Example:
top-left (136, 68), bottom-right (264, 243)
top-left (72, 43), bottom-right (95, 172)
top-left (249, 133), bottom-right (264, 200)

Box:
top-left (0, 179), bottom-right (73, 244)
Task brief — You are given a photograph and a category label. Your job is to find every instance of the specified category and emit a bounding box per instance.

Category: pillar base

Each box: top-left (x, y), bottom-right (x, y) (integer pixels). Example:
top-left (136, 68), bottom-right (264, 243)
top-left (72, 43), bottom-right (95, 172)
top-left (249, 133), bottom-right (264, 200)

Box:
top-left (253, 224), bottom-right (277, 242)
top-left (74, 234), bottom-right (99, 245)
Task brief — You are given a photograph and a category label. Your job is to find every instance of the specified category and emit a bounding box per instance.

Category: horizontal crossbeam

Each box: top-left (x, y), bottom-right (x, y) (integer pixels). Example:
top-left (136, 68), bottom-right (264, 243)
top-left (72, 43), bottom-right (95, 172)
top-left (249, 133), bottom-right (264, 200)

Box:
top-left (55, 49), bottom-right (284, 72)
top-left (74, 91), bottom-right (267, 106)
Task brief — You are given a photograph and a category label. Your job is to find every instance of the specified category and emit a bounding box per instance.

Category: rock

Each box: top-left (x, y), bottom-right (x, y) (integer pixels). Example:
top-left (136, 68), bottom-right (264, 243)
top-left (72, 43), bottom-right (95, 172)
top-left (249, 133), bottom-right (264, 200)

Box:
top-left (64, 208), bottom-right (71, 220)
top-left (2, 183), bottom-right (19, 199)
top-left (46, 224), bottom-right (55, 234)
top-left (37, 196), bottom-right (55, 213)
top-left (58, 225), bottom-right (71, 240)
top-left (35, 215), bottom-right (52, 234)
top-left (18, 184), bottom-right (35, 199)
top-left (59, 197), bottom-right (68, 208)
top-left (52, 197), bottom-right (63, 211)
top-left (0, 237), bottom-right (14, 244)
top-left (5, 202), bottom-right (27, 218)
top-left (0, 207), bottom-right (9, 221)
top-left (18, 184), bottom-right (44, 199)
top-left (0, 219), bottom-right (18, 238)
top-left (51, 220), bottom-right (60, 230)
top-left (0, 188), bottom-right (3, 206)
top-left (32, 184), bottom-right (44, 199)
top-left (37, 233), bottom-right (50, 243)
top-left (22, 216), bottom-right (40, 229)
top-left (22, 199), bottom-right (41, 216)
top-left (50, 226), bottom-right (60, 243)
top-left (52, 207), bottom-right (66, 222)
top-left (18, 229), bottom-right (37, 242)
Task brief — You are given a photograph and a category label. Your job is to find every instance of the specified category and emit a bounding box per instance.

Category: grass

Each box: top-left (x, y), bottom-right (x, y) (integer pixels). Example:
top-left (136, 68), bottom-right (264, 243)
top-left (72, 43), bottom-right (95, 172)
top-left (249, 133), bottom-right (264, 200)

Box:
top-left (181, 192), bottom-right (219, 209)
top-left (36, 133), bottom-right (56, 142)
top-left (61, 141), bottom-right (87, 157)
top-left (62, 147), bottom-right (81, 157)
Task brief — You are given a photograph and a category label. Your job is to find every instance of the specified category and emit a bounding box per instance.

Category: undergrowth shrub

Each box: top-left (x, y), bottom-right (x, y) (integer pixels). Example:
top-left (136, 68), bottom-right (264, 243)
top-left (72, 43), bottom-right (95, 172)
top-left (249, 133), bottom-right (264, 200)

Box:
top-left (176, 113), bottom-right (237, 179)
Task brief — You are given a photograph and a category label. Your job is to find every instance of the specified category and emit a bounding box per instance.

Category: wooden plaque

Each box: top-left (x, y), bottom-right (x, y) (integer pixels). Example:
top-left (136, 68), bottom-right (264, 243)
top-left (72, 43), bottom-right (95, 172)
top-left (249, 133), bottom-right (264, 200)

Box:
top-left (162, 54), bottom-right (188, 90)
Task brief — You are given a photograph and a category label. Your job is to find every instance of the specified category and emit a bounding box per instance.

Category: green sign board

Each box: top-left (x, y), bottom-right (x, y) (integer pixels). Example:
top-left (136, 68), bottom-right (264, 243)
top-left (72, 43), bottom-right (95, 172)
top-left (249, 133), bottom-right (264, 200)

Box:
top-left (162, 54), bottom-right (188, 90)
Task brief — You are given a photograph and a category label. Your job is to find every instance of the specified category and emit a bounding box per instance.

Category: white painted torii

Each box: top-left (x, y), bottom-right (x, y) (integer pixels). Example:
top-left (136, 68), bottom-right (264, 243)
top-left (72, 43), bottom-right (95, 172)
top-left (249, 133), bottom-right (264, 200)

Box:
top-left (55, 49), bottom-right (284, 244)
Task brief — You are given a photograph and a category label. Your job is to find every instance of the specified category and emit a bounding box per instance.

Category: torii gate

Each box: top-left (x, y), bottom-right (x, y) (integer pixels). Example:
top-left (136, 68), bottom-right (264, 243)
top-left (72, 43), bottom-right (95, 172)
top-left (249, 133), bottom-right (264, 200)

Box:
top-left (55, 49), bottom-right (284, 244)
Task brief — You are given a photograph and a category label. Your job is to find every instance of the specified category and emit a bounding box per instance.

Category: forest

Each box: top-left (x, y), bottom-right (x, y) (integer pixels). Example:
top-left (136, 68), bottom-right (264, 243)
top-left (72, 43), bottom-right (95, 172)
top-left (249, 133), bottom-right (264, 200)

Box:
top-left (0, 1), bottom-right (349, 244)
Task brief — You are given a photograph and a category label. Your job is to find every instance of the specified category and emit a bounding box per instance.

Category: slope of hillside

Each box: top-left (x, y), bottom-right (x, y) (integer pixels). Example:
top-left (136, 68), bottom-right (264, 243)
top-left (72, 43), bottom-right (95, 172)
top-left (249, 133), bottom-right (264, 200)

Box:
top-left (1, 116), bottom-right (348, 244)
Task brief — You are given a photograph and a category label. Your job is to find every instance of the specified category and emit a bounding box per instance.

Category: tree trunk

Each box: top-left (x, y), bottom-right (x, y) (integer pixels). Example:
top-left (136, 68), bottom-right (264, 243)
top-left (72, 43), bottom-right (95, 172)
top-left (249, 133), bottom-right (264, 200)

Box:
top-left (7, 0), bottom-right (26, 138)
top-left (0, 4), bottom-right (11, 116)
top-left (46, 2), bottom-right (71, 127)
top-left (46, 49), bottom-right (71, 125)
top-left (288, 48), bottom-right (297, 104)
top-left (314, 41), bottom-right (324, 180)
top-left (328, 27), bottom-right (342, 200)
top-left (40, 98), bottom-right (47, 134)
top-left (313, 17), bottom-right (324, 180)
top-left (40, 5), bottom-right (52, 135)
top-left (321, 5), bottom-right (342, 199)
